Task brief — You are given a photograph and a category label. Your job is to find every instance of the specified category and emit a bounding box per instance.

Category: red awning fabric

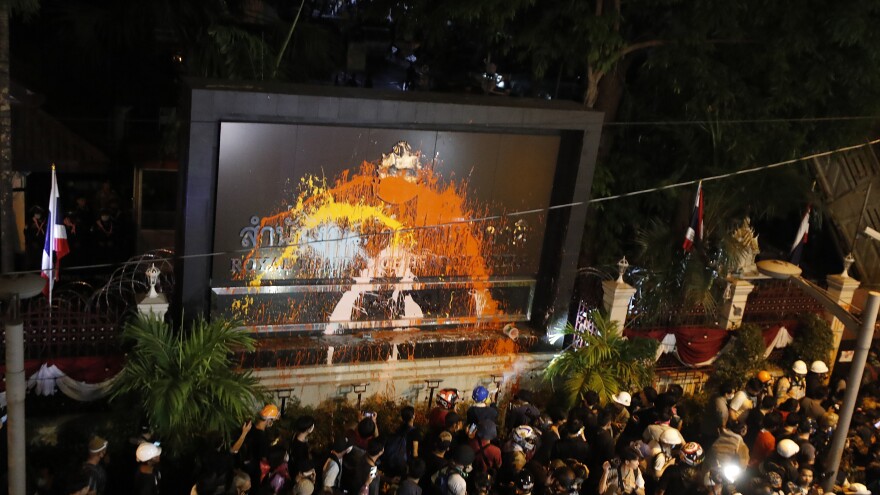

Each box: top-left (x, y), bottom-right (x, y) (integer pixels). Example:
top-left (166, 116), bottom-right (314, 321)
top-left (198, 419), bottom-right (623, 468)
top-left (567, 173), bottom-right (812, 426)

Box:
top-left (673, 327), bottom-right (729, 366)
top-left (625, 326), bottom-right (731, 367)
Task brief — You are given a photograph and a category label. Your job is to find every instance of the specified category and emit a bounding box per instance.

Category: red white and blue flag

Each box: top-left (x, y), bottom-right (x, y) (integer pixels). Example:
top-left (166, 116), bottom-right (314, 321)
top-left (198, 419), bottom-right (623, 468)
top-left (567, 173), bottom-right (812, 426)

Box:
top-left (682, 181), bottom-right (703, 251)
top-left (41, 166), bottom-right (69, 301)
top-left (790, 205), bottom-right (811, 265)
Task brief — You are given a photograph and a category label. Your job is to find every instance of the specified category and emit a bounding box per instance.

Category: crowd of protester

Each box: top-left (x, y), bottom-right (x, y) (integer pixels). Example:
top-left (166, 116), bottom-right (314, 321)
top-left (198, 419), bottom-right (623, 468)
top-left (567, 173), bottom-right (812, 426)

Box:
top-left (19, 357), bottom-right (880, 495)
top-left (24, 180), bottom-right (128, 269)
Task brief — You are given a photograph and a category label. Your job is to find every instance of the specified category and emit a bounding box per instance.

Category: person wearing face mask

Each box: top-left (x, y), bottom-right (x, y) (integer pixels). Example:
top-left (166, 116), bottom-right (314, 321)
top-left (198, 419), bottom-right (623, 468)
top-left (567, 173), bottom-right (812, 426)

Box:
top-left (25, 205), bottom-right (47, 269)
top-left (700, 382), bottom-right (735, 446)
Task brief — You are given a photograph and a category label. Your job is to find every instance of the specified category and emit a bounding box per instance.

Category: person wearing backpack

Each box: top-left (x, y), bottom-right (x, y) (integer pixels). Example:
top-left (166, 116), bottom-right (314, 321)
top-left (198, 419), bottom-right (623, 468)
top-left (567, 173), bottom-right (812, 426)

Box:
top-left (432, 446), bottom-right (474, 495)
top-left (322, 437), bottom-right (353, 495)
top-left (421, 432), bottom-right (453, 495)
top-left (382, 406), bottom-right (422, 479)
top-left (468, 420), bottom-right (501, 475)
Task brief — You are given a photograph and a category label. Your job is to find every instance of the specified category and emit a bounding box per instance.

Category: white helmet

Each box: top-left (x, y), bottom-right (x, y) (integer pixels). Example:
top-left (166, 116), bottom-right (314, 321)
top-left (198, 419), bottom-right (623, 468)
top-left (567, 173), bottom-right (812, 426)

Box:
top-left (792, 360), bottom-right (808, 375)
top-left (612, 392), bottom-right (632, 407)
top-left (660, 428), bottom-right (684, 446)
top-left (136, 442), bottom-right (162, 462)
top-left (776, 439), bottom-right (800, 459)
top-left (512, 425), bottom-right (538, 451)
top-left (847, 483), bottom-right (871, 495)
top-left (810, 360), bottom-right (829, 374)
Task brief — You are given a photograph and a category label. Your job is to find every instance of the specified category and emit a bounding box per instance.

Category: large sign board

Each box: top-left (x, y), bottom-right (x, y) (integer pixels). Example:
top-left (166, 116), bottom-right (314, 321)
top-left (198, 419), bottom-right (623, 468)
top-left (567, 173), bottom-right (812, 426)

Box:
top-left (211, 123), bottom-right (560, 333)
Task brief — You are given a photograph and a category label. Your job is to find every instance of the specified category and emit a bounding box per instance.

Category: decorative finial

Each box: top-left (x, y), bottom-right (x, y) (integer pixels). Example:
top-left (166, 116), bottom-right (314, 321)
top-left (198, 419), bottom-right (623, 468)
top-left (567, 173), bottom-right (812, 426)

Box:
top-left (617, 256), bottom-right (629, 283)
top-left (146, 264), bottom-right (160, 298)
top-left (842, 253), bottom-right (855, 278)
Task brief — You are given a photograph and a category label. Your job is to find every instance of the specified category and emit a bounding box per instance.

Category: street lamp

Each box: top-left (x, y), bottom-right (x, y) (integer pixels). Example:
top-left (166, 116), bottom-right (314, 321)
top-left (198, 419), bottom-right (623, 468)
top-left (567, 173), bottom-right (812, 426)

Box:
top-left (756, 259), bottom-right (880, 491)
top-left (0, 274), bottom-right (45, 495)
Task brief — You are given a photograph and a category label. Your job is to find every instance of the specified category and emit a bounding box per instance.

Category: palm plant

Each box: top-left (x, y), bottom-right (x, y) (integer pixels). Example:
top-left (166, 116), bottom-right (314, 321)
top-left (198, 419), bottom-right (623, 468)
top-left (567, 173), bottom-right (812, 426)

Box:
top-left (544, 309), bottom-right (658, 407)
top-left (111, 315), bottom-right (265, 454)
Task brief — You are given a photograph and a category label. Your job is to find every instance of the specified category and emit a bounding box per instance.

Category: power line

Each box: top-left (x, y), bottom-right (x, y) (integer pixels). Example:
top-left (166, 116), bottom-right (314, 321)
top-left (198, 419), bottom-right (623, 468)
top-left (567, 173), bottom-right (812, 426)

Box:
top-left (10, 138), bottom-right (878, 276)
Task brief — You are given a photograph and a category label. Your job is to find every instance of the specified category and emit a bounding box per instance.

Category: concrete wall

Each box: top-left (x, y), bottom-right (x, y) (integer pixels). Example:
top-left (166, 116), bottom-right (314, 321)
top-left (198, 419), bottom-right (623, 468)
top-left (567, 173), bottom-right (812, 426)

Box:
top-left (253, 351), bottom-right (555, 407)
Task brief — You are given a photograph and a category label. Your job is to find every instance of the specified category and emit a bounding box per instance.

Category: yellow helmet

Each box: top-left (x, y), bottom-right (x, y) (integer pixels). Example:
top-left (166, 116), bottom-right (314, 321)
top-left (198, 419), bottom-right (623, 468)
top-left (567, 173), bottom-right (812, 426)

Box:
top-left (260, 404), bottom-right (280, 420)
top-left (757, 370), bottom-right (772, 383)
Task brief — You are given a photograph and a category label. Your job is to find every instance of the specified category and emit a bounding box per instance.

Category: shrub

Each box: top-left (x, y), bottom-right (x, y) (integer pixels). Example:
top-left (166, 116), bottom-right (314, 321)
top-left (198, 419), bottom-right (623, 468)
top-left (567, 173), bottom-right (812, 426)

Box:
top-left (785, 313), bottom-right (834, 369)
top-left (706, 323), bottom-right (766, 391)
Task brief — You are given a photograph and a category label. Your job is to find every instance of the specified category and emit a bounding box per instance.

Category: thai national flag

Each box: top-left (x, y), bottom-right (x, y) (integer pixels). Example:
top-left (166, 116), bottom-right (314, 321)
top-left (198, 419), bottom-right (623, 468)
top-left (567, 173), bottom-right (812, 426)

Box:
top-left (41, 167), bottom-right (69, 301)
top-left (790, 205), bottom-right (811, 265)
top-left (682, 181), bottom-right (703, 251)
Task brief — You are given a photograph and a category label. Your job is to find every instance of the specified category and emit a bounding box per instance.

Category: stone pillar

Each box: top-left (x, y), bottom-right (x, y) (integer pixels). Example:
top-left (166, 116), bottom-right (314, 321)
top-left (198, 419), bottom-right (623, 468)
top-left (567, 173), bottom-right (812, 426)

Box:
top-left (137, 293), bottom-right (169, 321)
top-left (602, 279), bottom-right (636, 327)
top-left (720, 278), bottom-right (756, 329)
top-left (825, 273), bottom-right (861, 368)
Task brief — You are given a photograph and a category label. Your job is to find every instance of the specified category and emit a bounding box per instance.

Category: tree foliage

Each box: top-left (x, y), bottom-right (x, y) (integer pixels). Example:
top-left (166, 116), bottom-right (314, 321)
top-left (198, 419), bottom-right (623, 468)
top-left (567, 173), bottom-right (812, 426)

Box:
top-left (706, 324), bottom-right (767, 391)
top-left (111, 316), bottom-right (265, 455)
top-left (544, 309), bottom-right (658, 408)
top-left (786, 313), bottom-right (835, 368)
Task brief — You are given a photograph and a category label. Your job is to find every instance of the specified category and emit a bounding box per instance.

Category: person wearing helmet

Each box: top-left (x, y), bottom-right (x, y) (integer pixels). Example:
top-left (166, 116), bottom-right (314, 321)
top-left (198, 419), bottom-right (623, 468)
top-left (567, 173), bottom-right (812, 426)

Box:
top-left (604, 392), bottom-right (632, 439)
top-left (762, 438), bottom-right (800, 485)
top-left (466, 386), bottom-right (498, 427)
top-left (507, 425), bottom-right (539, 462)
top-left (655, 442), bottom-right (704, 495)
top-left (650, 428), bottom-right (684, 481)
top-left (245, 404), bottom-right (280, 487)
top-left (599, 447), bottom-right (645, 495)
top-left (758, 370), bottom-right (774, 395)
top-left (776, 360), bottom-right (808, 404)
top-left (429, 389), bottom-right (460, 430)
top-left (133, 442), bottom-right (161, 495)
top-left (806, 360), bottom-right (829, 398)
top-left (515, 471), bottom-right (534, 495)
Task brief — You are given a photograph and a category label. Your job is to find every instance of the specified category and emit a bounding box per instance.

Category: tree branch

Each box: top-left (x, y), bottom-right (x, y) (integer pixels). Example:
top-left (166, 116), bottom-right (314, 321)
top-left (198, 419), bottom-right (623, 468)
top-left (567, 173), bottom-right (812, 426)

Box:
top-left (619, 39), bottom-right (667, 58)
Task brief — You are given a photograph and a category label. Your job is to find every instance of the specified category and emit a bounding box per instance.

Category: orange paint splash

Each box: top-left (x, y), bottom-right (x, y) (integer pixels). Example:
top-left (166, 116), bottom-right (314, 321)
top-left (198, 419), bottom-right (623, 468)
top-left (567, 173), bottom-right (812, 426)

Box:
top-left (231, 147), bottom-right (514, 325)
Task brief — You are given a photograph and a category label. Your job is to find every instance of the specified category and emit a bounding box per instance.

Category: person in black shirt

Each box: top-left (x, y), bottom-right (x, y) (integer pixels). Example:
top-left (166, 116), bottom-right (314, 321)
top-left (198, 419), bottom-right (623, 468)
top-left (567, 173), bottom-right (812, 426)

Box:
top-left (506, 390), bottom-right (540, 433)
top-left (552, 420), bottom-right (589, 464)
top-left (533, 410), bottom-right (565, 466)
top-left (290, 416), bottom-right (316, 479)
top-left (245, 404), bottom-right (280, 487)
top-left (83, 436), bottom-right (109, 495)
top-left (133, 442), bottom-right (162, 495)
top-left (467, 386), bottom-right (498, 427)
top-left (421, 431), bottom-right (452, 495)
